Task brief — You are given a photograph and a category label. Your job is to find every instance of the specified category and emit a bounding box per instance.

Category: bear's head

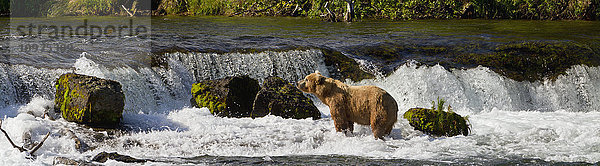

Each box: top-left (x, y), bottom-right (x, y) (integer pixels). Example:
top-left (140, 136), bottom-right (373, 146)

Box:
top-left (297, 71), bottom-right (327, 95)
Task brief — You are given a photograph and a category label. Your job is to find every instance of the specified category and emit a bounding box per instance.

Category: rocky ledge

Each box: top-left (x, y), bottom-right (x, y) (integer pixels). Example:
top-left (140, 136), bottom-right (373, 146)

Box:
top-left (191, 75), bottom-right (321, 119)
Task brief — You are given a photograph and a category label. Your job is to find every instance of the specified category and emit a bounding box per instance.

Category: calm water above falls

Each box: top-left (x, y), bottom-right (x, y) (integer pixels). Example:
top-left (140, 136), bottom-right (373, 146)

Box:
top-left (0, 16), bottom-right (599, 165)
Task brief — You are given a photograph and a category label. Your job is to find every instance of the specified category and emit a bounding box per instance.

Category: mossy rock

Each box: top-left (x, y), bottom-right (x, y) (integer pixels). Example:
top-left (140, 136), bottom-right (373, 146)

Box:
top-left (403, 108), bottom-right (469, 137)
top-left (320, 48), bottom-right (375, 82)
top-left (342, 40), bottom-right (599, 82)
top-left (252, 76), bottom-right (321, 120)
top-left (190, 75), bottom-right (259, 118)
top-left (454, 41), bottom-right (599, 82)
top-left (54, 73), bottom-right (124, 128)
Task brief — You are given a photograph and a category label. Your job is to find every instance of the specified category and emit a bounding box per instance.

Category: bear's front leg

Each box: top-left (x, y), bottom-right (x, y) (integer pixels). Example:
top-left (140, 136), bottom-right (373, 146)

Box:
top-left (347, 121), bottom-right (354, 132)
top-left (330, 105), bottom-right (351, 133)
top-left (332, 117), bottom-right (350, 132)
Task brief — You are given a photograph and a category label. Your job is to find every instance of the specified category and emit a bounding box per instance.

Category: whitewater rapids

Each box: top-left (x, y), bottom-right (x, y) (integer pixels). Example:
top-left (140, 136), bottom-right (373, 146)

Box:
top-left (1, 51), bottom-right (599, 164)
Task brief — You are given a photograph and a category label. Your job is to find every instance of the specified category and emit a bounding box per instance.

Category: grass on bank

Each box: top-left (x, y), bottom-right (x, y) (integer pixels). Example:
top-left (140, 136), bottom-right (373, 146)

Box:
top-left (2, 0), bottom-right (598, 20)
top-left (4, 0), bottom-right (151, 16)
top-left (156, 0), bottom-right (600, 20)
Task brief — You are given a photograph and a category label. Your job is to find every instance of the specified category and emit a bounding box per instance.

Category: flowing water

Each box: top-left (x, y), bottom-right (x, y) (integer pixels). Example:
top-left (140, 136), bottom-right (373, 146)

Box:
top-left (0, 16), bottom-right (600, 165)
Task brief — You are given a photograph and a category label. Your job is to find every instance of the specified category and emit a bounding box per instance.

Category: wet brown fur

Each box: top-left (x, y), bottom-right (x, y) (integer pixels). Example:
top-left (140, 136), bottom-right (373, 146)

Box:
top-left (298, 72), bottom-right (398, 139)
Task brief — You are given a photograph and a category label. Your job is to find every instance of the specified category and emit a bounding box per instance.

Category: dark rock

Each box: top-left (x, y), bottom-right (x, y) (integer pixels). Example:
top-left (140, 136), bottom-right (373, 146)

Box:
top-left (92, 152), bottom-right (147, 163)
top-left (191, 75), bottom-right (260, 118)
top-left (54, 73), bottom-right (124, 128)
top-left (403, 108), bottom-right (470, 137)
top-left (320, 48), bottom-right (375, 82)
top-left (53, 157), bottom-right (87, 165)
top-left (252, 76), bottom-right (321, 120)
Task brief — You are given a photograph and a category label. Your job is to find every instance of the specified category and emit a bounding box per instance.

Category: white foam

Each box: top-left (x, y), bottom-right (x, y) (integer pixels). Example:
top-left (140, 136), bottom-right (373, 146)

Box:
top-left (74, 52), bottom-right (106, 79)
top-left (2, 56), bottom-right (600, 164)
top-left (17, 96), bottom-right (53, 118)
top-left (2, 99), bottom-right (600, 165)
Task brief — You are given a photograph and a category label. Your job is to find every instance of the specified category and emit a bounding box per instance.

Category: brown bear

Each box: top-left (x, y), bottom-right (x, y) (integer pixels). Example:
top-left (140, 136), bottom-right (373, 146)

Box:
top-left (297, 71), bottom-right (398, 139)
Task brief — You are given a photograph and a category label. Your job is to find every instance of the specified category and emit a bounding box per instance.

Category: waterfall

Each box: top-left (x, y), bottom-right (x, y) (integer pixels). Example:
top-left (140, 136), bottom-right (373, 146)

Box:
top-left (360, 63), bottom-right (600, 114)
top-left (1, 50), bottom-right (599, 115)
top-left (168, 49), bottom-right (330, 83)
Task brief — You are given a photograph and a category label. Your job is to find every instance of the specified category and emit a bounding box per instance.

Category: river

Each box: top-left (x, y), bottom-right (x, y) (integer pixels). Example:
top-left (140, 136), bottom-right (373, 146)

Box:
top-left (0, 16), bottom-right (599, 165)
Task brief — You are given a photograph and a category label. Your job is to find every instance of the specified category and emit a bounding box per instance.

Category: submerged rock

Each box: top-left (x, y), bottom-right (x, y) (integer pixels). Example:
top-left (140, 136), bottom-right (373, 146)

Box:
top-left (92, 152), bottom-right (147, 163)
top-left (403, 107), bottom-right (470, 137)
top-left (54, 73), bottom-right (124, 128)
top-left (53, 157), bottom-right (87, 165)
top-left (191, 75), bottom-right (260, 118)
top-left (252, 76), bottom-right (321, 120)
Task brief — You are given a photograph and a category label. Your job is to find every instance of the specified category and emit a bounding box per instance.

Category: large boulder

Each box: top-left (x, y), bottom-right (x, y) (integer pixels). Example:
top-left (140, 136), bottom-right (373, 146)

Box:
top-left (54, 73), bottom-right (124, 128)
top-left (403, 107), bottom-right (470, 137)
top-left (190, 75), bottom-right (260, 118)
top-left (252, 76), bottom-right (321, 120)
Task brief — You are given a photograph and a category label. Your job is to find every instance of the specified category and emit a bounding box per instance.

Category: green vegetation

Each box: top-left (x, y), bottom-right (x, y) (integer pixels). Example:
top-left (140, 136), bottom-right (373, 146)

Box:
top-left (2, 0), bottom-right (598, 20)
top-left (403, 98), bottom-right (470, 137)
top-left (0, 0), bottom-right (8, 16)
top-left (5, 0), bottom-right (146, 16)
top-left (155, 0), bottom-right (600, 20)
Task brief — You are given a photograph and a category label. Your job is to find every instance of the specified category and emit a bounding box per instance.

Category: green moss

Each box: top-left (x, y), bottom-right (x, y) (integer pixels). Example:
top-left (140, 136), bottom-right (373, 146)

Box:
top-left (57, 74), bottom-right (90, 123)
top-left (403, 98), bottom-right (470, 137)
top-left (191, 82), bottom-right (227, 115)
top-left (453, 41), bottom-right (599, 81)
top-left (344, 40), bottom-right (599, 82)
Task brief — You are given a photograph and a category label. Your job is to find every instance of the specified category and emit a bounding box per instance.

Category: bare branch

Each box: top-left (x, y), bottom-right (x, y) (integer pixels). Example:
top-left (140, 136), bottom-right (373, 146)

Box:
top-left (1, 119), bottom-right (52, 157)
top-left (29, 132), bottom-right (50, 155)
top-left (0, 119), bottom-right (27, 152)
top-left (121, 5), bottom-right (134, 17)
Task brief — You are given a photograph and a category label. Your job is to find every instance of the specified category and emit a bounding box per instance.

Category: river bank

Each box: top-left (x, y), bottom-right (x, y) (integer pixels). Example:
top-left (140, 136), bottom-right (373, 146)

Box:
top-left (1, 0), bottom-right (599, 20)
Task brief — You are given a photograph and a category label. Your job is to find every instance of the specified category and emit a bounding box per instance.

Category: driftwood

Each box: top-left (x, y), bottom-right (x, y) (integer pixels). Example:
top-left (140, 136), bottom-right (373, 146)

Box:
top-left (344, 0), bottom-right (354, 22)
top-left (323, 2), bottom-right (336, 22)
top-left (0, 119), bottom-right (51, 157)
top-left (121, 5), bottom-right (135, 17)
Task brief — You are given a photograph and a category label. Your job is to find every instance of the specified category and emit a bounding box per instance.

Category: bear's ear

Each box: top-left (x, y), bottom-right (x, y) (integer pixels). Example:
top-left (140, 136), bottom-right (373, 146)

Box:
top-left (317, 76), bottom-right (325, 85)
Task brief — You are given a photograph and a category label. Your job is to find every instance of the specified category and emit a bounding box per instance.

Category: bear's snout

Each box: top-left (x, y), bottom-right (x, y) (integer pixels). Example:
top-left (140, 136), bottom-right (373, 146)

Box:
top-left (297, 80), bottom-right (307, 92)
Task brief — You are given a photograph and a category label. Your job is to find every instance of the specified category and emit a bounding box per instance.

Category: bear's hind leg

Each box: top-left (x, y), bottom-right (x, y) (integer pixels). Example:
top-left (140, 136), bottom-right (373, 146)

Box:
top-left (371, 117), bottom-right (386, 139)
top-left (371, 114), bottom-right (394, 140)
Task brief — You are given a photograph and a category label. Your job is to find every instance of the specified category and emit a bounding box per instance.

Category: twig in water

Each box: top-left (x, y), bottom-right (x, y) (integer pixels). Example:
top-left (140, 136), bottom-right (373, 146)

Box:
top-left (0, 119), bottom-right (26, 152)
top-left (29, 132), bottom-right (50, 155)
top-left (0, 119), bottom-right (52, 157)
